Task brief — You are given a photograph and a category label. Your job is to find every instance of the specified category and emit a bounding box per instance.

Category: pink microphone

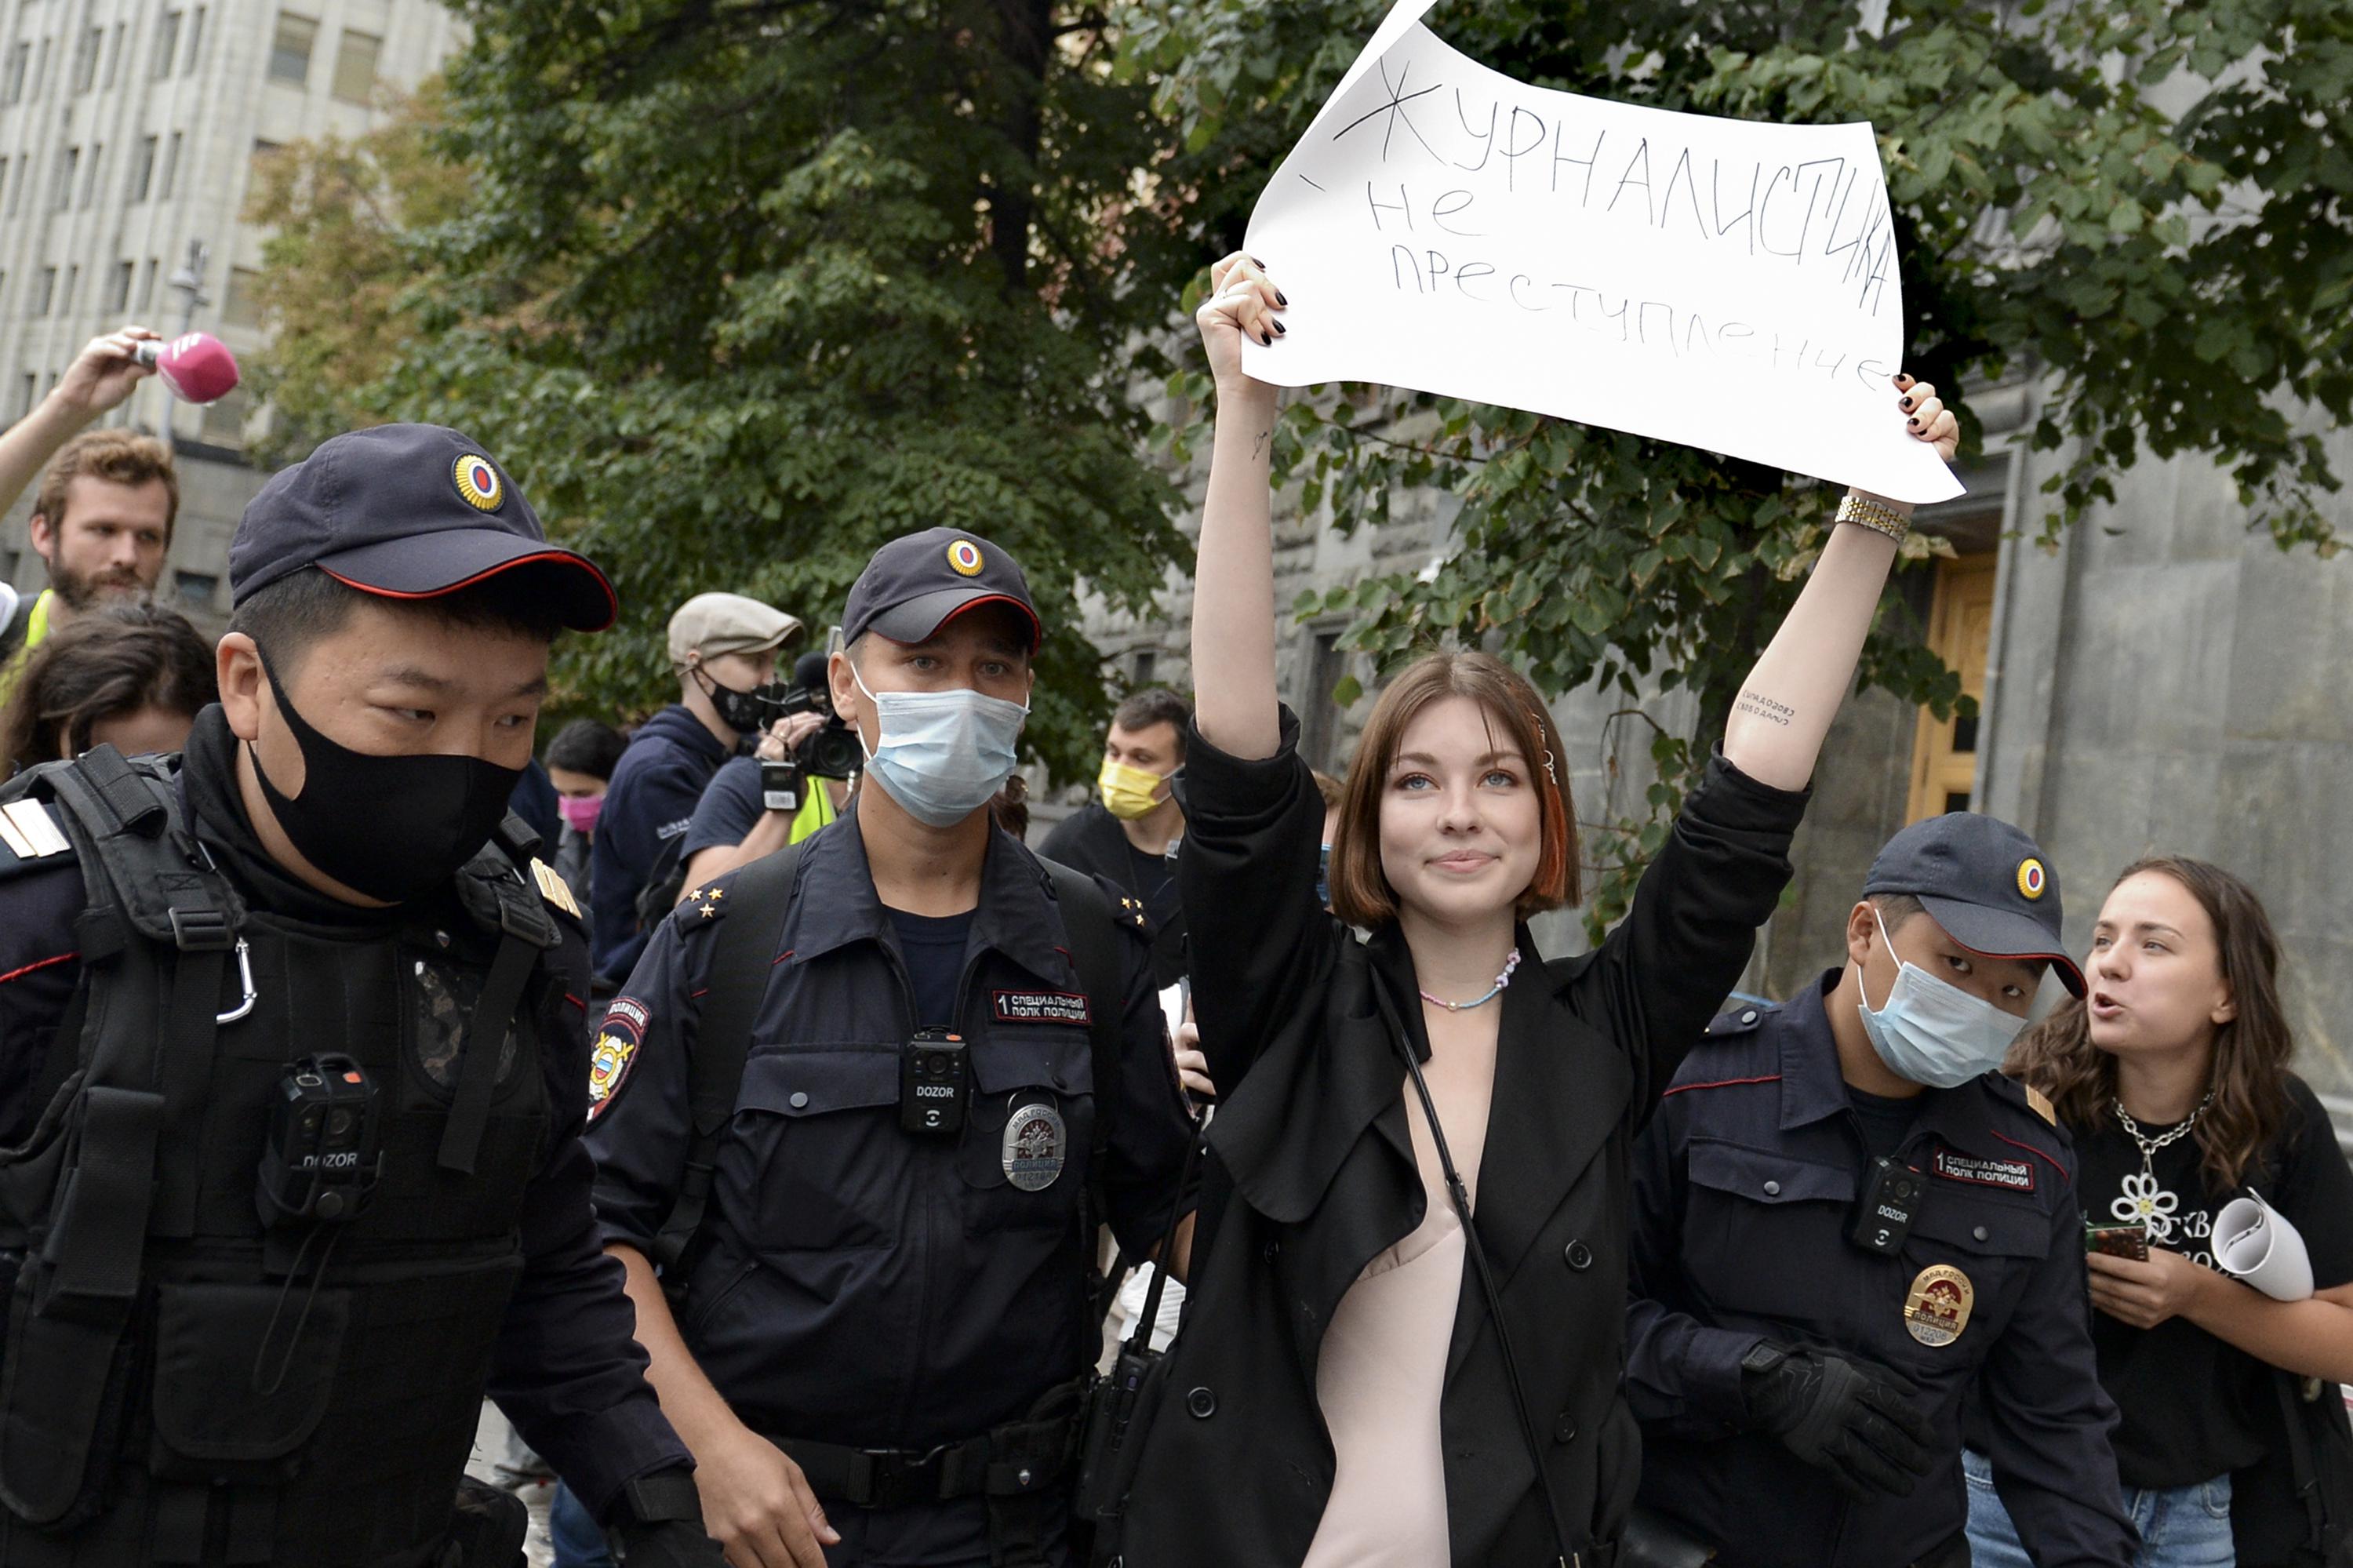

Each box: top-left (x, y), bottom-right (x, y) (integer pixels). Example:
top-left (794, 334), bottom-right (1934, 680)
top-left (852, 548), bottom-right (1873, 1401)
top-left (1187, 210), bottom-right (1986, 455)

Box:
top-left (135, 332), bottom-right (240, 405)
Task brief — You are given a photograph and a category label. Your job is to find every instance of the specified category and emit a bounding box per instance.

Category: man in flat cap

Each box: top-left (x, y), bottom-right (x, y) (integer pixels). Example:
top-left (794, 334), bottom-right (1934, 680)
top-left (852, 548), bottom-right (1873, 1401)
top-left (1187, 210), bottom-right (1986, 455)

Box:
top-left (591, 591), bottom-right (804, 989)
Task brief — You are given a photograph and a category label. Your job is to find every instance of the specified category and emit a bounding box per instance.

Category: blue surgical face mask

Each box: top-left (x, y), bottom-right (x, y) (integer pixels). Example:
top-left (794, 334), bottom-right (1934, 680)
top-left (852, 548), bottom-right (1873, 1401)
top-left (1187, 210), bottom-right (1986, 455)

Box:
top-left (1857, 909), bottom-right (2030, 1090)
top-left (849, 660), bottom-right (1027, 828)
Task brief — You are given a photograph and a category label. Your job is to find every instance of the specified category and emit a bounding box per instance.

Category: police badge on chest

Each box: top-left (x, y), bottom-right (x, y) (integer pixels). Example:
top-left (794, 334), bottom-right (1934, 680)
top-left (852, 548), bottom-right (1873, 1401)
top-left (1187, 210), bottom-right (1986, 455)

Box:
top-left (1002, 1101), bottom-right (1067, 1191)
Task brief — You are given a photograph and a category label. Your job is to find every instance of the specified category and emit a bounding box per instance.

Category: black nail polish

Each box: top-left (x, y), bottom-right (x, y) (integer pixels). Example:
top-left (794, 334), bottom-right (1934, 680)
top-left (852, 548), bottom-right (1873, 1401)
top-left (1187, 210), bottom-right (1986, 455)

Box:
top-left (1276, 292), bottom-right (1289, 307)
top-left (1262, 331), bottom-right (1274, 346)
top-left (1907, 417), bottom-right (1921, 428)
top-left (1900, 396), bottom-right (1914, 410)
top-left (1273, 320), bottom-right (1287, 335)
top-left (1251, 256), bottom-right (1265, 267)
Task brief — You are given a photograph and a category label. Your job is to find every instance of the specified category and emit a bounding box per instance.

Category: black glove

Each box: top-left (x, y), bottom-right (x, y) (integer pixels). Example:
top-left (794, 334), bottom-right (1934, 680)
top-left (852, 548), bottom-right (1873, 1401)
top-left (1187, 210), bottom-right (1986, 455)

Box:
top-left (1741, 1344), bottom-right (1935, 1500)
top-left (609, 1470), bottom-right (727, 1568)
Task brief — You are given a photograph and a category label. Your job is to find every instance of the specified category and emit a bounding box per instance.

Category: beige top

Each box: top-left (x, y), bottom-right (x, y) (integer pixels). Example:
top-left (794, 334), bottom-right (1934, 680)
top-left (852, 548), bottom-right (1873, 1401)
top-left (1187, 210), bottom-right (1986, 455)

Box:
top-left (1301, 1026), bottom-right (1499, 1568)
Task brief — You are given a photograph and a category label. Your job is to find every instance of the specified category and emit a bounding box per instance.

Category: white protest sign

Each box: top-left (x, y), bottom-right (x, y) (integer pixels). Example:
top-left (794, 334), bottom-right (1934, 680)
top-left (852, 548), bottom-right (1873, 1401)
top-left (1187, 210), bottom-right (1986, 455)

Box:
top-left (1242, 0), bottom-right (1963, 504)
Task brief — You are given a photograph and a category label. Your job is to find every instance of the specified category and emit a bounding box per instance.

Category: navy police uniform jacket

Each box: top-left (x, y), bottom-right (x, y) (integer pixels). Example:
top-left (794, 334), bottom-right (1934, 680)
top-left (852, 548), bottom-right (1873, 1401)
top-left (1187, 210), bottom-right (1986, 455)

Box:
top-left (1627, 969), bottom-right (2137, 1568)
top-left (0, 711), bottom-right (692, 1523)
top-left (591, 703), bottom-right (730, 986)
top-left (585, 805), bottom-right (1195, 1454)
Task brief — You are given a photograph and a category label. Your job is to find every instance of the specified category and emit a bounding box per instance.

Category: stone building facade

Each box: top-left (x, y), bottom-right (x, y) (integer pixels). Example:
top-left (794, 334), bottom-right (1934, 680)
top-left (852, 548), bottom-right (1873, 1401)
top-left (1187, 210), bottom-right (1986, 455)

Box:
top-left (0, 0), bottom-right (460, 630)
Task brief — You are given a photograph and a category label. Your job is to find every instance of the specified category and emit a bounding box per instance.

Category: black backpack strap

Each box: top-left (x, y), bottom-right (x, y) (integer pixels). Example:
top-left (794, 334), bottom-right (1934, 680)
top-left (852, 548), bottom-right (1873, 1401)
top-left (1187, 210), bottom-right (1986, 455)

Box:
top-left (649, 842), bottom-right (805, 1292)
top-left (1039, 860), bottom-right (1147, 1337)
top-left (0, 748), bottom-right (241, 1526)
top-left (1038, 862), bottom-right (1131, 1177)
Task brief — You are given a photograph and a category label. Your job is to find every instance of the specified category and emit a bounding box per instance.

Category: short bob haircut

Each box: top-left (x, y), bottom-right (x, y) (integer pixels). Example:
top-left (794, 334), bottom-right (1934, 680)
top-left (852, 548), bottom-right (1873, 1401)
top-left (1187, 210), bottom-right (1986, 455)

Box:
top-left (1327, 649), bottom-right (1579, 928)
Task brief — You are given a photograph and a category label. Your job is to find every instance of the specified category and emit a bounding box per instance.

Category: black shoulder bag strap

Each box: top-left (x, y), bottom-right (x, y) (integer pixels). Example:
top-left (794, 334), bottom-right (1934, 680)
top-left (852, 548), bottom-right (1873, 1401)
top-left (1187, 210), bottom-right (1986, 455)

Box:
top-left (0, 748), bottom-right (239, 1526)
top-left (649, 842), bottom-right (804, 1293)
top-left (1369, 968), bottom-right (1580, 1568)
top-left (1038, 860), bottom-right (1132, 1330)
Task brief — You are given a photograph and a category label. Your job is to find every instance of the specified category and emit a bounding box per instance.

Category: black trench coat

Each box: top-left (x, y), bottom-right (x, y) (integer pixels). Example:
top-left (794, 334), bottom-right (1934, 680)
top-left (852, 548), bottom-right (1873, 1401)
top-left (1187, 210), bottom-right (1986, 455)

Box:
top-left (1118, 712), bottom-right (1809, 1566)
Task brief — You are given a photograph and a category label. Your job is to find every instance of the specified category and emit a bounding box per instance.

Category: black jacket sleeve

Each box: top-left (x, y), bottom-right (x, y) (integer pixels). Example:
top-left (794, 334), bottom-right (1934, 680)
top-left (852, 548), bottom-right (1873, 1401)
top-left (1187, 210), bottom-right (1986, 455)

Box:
top-left (1172, 709), bottom-right (1344, 1106)
top-left (486, 923), bottom-right (693, 1524)
top-left (1566, 751), bottom-right (1807, 1126)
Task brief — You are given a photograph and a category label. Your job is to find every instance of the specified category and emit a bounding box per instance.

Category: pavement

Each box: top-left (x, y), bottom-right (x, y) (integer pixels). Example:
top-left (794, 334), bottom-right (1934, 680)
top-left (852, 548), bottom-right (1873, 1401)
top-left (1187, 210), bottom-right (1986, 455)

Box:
top-left (468, 1402), bottom-right (558, 1567)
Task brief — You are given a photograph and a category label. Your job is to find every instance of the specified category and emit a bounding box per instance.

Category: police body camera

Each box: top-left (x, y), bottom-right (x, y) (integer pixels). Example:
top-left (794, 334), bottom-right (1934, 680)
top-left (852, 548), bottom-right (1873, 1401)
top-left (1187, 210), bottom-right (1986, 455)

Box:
top-left (257, 1053), bottom-right (383, 1227)
top-left (900, 1029), bottom-right (969, 1135)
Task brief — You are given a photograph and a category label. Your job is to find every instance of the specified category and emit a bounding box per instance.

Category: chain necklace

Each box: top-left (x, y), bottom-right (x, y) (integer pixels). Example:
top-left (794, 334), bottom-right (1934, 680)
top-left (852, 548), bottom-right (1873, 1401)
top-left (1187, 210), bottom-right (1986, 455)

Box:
top-left (2111, 1091), bottom-right (2214, 1184)
top-left (1420, 948), bottom-right (1522, 1013)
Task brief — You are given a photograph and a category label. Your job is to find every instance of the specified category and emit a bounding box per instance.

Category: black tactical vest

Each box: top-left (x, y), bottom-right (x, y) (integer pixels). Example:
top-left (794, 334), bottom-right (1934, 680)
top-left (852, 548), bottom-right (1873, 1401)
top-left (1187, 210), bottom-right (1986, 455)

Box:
top-left (0, 748), bottom-right (567, 1568)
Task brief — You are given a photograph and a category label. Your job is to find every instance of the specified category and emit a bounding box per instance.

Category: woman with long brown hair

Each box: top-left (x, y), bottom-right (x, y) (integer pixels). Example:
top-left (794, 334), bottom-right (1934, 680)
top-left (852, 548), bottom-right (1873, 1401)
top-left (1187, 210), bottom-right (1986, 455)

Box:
top-left (1104, 253), bottom-right (1958, 1566)
top-left (0, 600), bottom-right (216, 776)
top-left (1969, 857), bottom-right (2353, 1567)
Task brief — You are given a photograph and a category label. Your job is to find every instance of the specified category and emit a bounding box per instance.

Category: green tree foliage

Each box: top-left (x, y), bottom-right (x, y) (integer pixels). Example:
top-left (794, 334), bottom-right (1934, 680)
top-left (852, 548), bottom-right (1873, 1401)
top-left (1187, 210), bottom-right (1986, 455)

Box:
top-left (244, 84), bottom-right (472, 469)
top-left (1119, 0), bottom-right (2353, 932)
top-left (256, 2), bottom-right (1191, 770)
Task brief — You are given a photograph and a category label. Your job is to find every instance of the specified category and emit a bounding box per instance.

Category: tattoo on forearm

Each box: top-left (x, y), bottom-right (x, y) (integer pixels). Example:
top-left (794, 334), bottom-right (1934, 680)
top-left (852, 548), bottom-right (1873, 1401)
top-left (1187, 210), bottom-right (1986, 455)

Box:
top-left (1252, 426), bottom-right (1271, 464)
top-left (1735, 693), bottom-right (1795, 727)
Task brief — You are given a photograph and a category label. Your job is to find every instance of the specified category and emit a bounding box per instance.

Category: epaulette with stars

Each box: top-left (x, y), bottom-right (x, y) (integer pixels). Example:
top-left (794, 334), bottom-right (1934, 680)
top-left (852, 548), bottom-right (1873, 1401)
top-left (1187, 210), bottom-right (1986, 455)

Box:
top-left (1115, 894), bottom-right (1148, 934)
top-left (683, 885), bottom-right (728, 922)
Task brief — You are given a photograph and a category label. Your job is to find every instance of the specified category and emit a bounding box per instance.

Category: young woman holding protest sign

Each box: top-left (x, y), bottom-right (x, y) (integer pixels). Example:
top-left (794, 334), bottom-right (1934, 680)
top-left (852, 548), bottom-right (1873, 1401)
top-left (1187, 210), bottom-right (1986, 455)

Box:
top-left (1973, 860), bottom-right (2353, 1568)
top-left (1103, 253), bottom-right (1958, 1566)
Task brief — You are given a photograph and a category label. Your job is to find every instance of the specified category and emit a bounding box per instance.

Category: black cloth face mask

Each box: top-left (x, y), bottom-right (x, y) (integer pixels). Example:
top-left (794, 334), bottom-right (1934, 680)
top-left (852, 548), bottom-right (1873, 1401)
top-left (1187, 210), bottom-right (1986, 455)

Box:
top-left (692, 664), bottom-right (772, 736)
top-left (249, 651), bottom-right (524, 904)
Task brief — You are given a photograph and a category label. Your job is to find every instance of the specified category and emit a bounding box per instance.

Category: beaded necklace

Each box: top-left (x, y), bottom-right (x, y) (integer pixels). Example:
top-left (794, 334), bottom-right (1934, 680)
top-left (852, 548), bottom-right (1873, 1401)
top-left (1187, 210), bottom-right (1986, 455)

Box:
top-left (1420, 948), bottom-right (1522, 1013)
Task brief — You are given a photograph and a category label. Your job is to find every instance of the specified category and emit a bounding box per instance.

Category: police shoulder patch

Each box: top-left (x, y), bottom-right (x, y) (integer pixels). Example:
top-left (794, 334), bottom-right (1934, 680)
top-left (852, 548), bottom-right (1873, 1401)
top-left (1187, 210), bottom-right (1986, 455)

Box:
top-left (530, 857), bottom-right (580, 919)
top-left (586, 995), bottom-right (652, 1123)
top-left (0, 799), bottom-right (72, 863)
top-left (2024, 1085), bottom-right (2057, 1126)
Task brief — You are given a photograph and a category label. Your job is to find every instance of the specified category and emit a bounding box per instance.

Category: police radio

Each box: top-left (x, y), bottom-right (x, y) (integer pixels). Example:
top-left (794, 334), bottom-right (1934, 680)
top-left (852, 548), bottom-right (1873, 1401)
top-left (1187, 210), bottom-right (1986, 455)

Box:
top-left (256, 1053), bottom-right (384, 1227)
top-left (900, 1029), bottom-right (969, 1135)
top-left (1849, 1156), bottom-right (1923, 1257)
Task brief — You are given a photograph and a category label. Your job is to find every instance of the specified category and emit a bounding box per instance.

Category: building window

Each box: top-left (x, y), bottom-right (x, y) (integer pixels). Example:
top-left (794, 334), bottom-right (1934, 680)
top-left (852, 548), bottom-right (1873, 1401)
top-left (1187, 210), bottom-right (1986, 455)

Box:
top-left (151, 11), bottom-right (180, 79)
top-left (249, 140), bottom-right (285, 197)
top-left (16, 375), bottom-right (35, 420)
top-left (173, 569), bottom-right (218, 609)
top-left (138, 257), bottom-right (158, 310)
top-left (330, 27), bottom-right (379, 104)
top-left (104, 23), bottom-right (124, 89)
top-left (107, 260), bottom-right (132, 312)
top-left (267, 13), bottom-right (315, 85)
top-left (1906, 553), bottom-right (1999, 822)
top-left (129, 136), bottom-right (156, 202)
top-left (31, 37), bottom-right (46, 99)
top-left (220, 266), bottom-right (263, 328)
top-left (183, 7), bottom-right (204, 75)
top-left (62, 265), bottom-right (78, 313)
top-left (0, 159), bottom-right (8, 214)
top-left (80, 144), bottom-right (101, 209)
top-left (160, 132), bottom-right (181, 198)
top-left (2, 42), bottom-right (26, 107)
top-left (1129, 649), bottom-right (1157, 686)
top-left (4, 154), bottom-right (20, 216)
top-left (34, 267), bottom-right (54, 316)
top-left (72, 25), bottom-right (100, 93)
top-left (48, 147), bottom-right (75, 213)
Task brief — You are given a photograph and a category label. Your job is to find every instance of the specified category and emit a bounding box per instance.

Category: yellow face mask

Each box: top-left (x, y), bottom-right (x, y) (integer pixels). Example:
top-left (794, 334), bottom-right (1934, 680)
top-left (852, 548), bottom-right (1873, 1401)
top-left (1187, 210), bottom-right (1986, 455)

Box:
top-left (1097, 757), bottom-right (1167, 820)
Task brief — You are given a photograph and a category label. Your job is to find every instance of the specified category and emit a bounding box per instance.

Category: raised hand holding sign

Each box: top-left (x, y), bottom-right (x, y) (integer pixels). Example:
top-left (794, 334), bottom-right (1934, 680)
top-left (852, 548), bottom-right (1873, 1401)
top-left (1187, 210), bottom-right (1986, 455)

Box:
top-left (1241, 0), bottom-right (1962, 504)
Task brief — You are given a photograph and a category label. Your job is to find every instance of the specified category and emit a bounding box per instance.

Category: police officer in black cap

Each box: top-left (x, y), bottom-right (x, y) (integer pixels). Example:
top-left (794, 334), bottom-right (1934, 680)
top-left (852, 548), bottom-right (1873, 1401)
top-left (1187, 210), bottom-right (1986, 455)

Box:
top-left (1625, 813), bottom-right (2140, 1568)
top-left (585, 526), bottom-right (1196, 1568)
top-left (0, 424), bottom-right (726, 1566)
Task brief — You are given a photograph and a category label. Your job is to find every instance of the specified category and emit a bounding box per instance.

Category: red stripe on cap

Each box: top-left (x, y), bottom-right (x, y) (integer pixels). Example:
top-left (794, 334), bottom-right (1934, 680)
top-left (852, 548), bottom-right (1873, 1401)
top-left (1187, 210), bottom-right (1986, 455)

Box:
top-left (878, 592), bottom-right (1042, 651)
top-left (321, 551), bottom-right (618, 631)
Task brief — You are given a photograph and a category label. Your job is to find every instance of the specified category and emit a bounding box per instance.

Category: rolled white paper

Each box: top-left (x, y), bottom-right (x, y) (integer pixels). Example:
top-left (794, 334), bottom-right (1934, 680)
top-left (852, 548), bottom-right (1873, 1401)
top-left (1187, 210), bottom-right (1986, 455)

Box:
top-left (2216, 1191), bottom-right (2315, 1302)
